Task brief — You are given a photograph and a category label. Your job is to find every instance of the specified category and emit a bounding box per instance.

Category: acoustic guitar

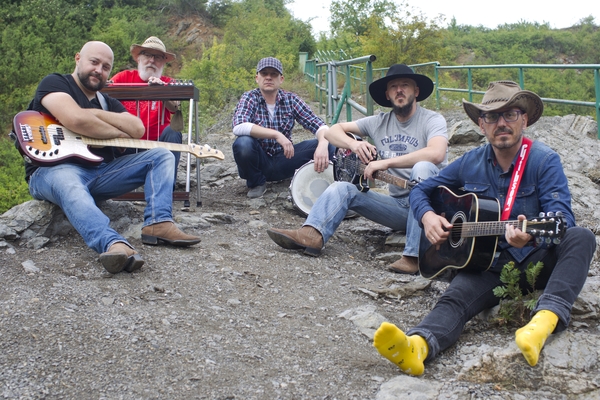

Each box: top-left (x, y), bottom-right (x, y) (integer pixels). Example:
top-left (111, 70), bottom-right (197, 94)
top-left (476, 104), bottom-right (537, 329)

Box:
top-left (418, 186), bottom-right (566, 279)
top-left (12, 111), bottom-right (224, 166)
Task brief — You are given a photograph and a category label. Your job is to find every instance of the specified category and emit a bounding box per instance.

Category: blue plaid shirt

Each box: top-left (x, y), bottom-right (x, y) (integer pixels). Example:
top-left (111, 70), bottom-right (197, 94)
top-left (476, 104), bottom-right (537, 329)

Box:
top-left (232, 88), bottom-right (326, 156)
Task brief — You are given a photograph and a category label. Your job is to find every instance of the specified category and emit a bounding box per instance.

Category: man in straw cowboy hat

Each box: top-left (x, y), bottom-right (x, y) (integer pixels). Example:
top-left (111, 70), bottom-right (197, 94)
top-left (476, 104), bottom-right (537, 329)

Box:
top-left (232, 57), bottom-right (335, 198)
top-left (267, 64), bottom-right (448, 272)
top-left (111, 36), bottom-right (183, 185)
top-left (372, 81), bottom-right (595, 374)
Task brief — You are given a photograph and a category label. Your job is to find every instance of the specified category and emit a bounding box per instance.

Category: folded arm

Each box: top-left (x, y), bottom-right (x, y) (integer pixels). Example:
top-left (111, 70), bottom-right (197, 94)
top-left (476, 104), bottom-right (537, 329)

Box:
top-left (42, 92), bottom-right (145, 139)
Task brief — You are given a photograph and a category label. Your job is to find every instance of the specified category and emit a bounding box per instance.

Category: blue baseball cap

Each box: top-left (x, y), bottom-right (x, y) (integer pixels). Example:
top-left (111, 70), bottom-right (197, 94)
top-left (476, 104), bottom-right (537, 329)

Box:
top-left (256, 57), bottom-right (283, 75)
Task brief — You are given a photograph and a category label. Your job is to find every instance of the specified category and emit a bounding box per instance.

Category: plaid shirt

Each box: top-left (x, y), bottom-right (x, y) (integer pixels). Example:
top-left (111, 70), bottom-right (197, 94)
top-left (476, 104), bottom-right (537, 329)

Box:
top-left (232, 88), bottom-right (325, 156)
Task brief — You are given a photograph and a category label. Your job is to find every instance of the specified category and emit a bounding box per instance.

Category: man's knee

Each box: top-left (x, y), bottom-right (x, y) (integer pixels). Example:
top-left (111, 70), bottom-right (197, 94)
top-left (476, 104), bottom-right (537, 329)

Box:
top-left (232, 136), bottom-right (259, 160)
top-left (160, 126), bottom-right (182, 144)
top-left (411, 161), bottom-right (439, 182)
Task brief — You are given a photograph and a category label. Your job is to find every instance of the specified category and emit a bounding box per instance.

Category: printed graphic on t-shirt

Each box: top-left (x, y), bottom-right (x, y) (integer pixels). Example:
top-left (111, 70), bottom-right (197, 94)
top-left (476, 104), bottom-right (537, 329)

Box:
top-left (379, 134), bottom-right (419, 158)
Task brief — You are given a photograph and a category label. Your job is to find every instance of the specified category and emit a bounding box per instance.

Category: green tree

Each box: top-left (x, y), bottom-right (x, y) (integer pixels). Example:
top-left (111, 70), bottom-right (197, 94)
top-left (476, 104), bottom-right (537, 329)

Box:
top-left (329, 0), bottom-right (397, 37)
top-left (359, 10), bottom-right (447, 67)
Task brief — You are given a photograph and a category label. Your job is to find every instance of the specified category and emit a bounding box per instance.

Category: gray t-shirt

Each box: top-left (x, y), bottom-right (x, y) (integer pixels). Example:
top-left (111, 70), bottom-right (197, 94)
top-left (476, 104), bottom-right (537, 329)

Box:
top-left (355, 105), bottom-right (448, 197)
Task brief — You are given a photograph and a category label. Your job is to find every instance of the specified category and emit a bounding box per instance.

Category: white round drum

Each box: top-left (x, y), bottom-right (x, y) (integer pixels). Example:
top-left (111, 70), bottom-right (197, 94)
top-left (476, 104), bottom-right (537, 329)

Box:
top-left (289, 161), bottom-right (357, 218)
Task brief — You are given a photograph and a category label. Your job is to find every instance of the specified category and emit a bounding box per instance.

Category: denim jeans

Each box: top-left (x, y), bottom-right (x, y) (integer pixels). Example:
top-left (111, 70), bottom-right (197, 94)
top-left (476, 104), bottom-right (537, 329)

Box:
top-left (159, 126), bottom-right (182, 184)
top-left (407, 226), bottom-right (596, 361)
top-left (305, 161), bottom-right (440, 257)
top-left (232, 136), bottom-right (335, 188)
top-left (122, 125), bottom-right (182, 185)
top-left (28, 148), bottom-right (175, 254)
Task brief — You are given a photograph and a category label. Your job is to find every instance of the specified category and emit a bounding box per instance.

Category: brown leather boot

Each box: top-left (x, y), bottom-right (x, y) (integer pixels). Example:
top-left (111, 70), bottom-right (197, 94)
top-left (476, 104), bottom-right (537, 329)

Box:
top-left (99, 242), bottom-right (144, 274)
top-left (141, 221), bottom-right (201, 247)
top-left (266, 226), bottom-right (323, 256)
top-left (388, 256), bottom-right (419, 275)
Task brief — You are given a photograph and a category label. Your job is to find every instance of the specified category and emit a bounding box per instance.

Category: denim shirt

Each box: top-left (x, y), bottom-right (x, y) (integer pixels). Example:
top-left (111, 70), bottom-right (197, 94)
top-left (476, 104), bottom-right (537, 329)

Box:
top-left (410, 139), bottom-right (575, 263)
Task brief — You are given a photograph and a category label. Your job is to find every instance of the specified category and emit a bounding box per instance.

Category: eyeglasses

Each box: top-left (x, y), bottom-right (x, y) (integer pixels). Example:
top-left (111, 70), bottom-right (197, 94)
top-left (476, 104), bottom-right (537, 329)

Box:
top-left (480, 110), bottom-right (524, 124)
top-left (139, 51), bottom-right (166, 61)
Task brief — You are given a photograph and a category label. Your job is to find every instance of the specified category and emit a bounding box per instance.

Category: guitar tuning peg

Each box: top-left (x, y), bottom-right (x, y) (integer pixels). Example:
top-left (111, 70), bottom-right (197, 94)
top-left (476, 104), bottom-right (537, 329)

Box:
top-left (536, 237), bottom-right (543, 244)
top-left (553, 238), bottom-right (561, 245)
top-left (546, 212), bottom-right (554, 217)
top-left (545, 237), bottom-right (552, 244)
top-left (529, 229), bottom-right (538, 236)
top-left (556, 211), bottom-right (563, 217)
top-left (538, 212), bottom-right (546, 217)
top-left (539, 230), bottom-right (546, 236)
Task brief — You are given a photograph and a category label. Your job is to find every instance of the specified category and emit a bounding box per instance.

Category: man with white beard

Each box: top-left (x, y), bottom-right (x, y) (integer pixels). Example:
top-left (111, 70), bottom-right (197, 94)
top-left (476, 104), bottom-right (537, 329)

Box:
top-left (111, 36), bottom-right (182, 185)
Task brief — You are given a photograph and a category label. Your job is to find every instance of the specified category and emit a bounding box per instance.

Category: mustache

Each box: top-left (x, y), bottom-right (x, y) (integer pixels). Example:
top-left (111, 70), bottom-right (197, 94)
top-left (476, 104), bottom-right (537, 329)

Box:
top-left (494, 127), bottom-right (513, 135)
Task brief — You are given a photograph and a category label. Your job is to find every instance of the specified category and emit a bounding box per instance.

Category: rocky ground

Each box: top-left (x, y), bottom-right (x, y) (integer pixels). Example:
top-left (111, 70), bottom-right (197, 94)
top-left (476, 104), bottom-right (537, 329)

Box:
top-left (1, 107), bottom-right (600, 399)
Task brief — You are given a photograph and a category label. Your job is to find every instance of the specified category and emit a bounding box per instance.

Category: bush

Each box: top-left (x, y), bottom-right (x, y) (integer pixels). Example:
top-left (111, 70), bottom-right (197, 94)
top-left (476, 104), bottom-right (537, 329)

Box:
top-left (0, 135), bottom-right (31, 214)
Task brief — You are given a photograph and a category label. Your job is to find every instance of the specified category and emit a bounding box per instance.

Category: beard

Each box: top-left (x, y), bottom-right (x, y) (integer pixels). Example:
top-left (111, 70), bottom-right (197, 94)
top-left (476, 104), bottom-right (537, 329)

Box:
top-left (138, 63), bottom-right (164, 81)
top-left (78, 70), bottom-right (105, 92)
top-left (391, 95), bottom-right (416, 118)
top-left (491, 127), bottom-right (522, 150)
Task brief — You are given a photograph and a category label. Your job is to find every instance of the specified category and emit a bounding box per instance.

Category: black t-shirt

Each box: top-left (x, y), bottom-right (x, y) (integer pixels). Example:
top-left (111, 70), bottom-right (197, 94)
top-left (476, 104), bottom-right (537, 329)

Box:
top-left (25, 73), bottom-right (127, 180)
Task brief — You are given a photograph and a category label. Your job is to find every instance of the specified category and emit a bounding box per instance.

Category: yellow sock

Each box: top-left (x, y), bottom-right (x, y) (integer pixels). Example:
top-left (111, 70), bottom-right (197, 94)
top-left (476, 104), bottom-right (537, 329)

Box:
top-left (515, 310), bottom-right (558, 366)
top-left (373, 321), bottom-right (428, 376)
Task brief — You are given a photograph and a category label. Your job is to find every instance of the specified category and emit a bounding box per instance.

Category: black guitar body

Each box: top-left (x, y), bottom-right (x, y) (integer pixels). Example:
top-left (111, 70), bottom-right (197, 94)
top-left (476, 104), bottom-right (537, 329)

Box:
top-left (333, 134), bottom-right (373, 192)
top-left (418, 187), bottom-right (501, 279)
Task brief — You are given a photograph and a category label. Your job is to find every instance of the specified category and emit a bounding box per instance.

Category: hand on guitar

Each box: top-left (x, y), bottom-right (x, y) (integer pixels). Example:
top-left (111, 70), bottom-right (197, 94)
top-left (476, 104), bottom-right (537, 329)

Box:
top-left (422, 210), bottom-right (453, 250)
top-left (362, 159), bottom-right (388, 180)
top-left (348, 139), bottom-right (377, 165)
top-left (505, 215), bottom-right (534, 248)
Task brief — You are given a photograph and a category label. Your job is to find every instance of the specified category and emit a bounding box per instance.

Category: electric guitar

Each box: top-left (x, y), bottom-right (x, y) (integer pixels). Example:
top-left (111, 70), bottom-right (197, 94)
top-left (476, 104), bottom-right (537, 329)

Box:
top-left (418, 186), bottom-right (567, 279)
top-left (12, 111), bottom-right (224, 166)
top-left (332, 133), bottom-right (415, 192)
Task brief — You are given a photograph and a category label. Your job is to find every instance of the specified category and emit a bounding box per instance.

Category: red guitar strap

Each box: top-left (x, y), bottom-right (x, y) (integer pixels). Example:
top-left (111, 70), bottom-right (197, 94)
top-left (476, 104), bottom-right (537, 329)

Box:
top-left (501, 137), bottom-right (532, 221)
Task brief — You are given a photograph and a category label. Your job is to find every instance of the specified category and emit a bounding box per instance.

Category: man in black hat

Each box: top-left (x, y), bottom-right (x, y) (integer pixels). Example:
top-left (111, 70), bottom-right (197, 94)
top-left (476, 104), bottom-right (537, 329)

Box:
top-left (266, 64), bottom-right (448, 273)
top-left (232, 57), bottom-right (335, 198)
top-left (372, 81), bottom-right (595, 375)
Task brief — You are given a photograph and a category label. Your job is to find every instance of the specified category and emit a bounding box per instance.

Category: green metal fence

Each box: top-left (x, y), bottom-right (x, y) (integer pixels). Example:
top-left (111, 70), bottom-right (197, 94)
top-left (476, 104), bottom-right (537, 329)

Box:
top-left (303, 56), bottom-right (600, 138)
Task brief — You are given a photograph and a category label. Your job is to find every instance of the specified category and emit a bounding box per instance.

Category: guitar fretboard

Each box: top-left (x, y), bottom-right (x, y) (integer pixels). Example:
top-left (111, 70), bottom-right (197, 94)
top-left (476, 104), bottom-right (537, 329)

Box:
top-left (345, 158), bottom-right (412, 189)
top-left (458, 220), bottom-right (526, 237)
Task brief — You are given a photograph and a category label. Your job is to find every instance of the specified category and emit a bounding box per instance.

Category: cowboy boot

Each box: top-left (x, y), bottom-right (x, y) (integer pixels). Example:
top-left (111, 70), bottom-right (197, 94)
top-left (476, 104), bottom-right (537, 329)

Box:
top-left (267, 226), bottom-right (323, 256)
top-left (388, 256), bottom-right (419, 275)
top-left (99, 242), bottom-right (145, 274)
top-left (141, 222), bottom-right (201, 247)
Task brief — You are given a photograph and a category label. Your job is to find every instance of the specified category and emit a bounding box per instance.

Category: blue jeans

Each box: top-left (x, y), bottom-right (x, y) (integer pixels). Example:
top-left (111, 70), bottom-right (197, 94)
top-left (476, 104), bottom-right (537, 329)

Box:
top-left (408, 226), bottom-right (596, 361)
top-left (232, 136), bottom-right (335, 188)
top-left (159, 126), bottom-right (182, 184)
top-left (122, 125), bottom-right (182, 185)
top-left (305, 161), bottom-right (439, 257)
top-left (28, 148), bottom-right (176, 254)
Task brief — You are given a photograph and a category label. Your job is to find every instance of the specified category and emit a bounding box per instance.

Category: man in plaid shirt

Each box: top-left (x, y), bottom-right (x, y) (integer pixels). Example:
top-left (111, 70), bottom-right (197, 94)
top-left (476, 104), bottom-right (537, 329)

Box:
top-left (232, 57), bottom-right (334, 198)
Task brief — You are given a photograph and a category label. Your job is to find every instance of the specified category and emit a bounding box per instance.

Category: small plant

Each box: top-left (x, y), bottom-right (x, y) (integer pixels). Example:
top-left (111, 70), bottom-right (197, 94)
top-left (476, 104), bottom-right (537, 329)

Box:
top-left (492, 261), bottom-right (544, 326)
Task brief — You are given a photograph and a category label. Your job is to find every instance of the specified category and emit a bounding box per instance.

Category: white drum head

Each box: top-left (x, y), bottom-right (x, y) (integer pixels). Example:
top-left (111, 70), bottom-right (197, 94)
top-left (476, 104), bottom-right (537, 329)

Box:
top-left (290, 161), bottom-right (334, 216)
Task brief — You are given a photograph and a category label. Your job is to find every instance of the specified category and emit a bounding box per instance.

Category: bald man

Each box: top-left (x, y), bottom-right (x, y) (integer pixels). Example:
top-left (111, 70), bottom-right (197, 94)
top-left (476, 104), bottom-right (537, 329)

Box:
top-left (24, 41), bottom-right (201, 274)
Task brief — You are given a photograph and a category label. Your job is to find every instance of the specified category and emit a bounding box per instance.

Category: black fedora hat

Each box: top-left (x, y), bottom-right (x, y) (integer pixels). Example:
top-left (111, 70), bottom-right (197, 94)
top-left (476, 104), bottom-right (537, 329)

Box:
top-left (368, 64), bottom-right (434, 107)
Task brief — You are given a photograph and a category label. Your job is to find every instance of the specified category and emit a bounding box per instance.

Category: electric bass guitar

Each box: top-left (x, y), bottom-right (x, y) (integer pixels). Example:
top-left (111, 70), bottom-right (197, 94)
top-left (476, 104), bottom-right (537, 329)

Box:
top-left (418, 186), bottom-right (567, 279)
top-left (12, 111), bottom-right (224, 166)
top-left (332, 134), bottom-right (415, 192)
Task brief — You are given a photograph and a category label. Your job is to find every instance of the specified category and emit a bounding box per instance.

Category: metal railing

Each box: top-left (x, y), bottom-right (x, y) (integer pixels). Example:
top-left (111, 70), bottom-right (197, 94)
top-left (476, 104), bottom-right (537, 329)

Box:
top-left (303, 56), bottom-right (600, 138)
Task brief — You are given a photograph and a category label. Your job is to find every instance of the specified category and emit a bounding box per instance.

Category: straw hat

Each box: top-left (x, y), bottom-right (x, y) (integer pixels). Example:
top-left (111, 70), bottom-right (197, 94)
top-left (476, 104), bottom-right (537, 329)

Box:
top-left (462, 80), bottom-right (544, 126)
top-left (130, 36), bottom-right (176, 63)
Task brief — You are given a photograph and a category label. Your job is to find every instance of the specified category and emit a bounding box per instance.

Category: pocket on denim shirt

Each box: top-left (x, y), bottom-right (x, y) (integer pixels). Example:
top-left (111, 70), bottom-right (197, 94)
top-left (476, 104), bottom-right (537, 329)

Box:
top-left (513, 184), bottom-right (538, 217)
top-left (463, 182), bottom-right (491, 196)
